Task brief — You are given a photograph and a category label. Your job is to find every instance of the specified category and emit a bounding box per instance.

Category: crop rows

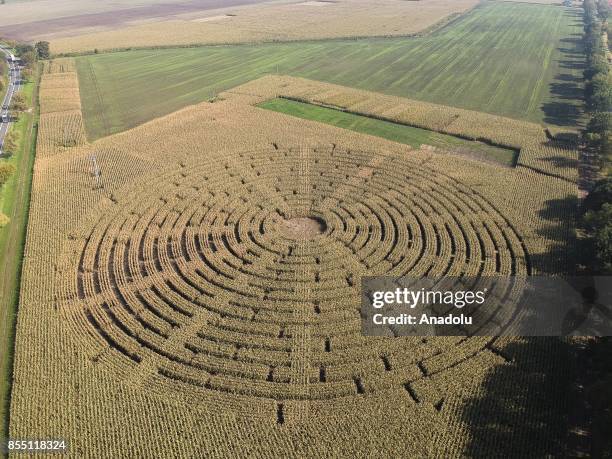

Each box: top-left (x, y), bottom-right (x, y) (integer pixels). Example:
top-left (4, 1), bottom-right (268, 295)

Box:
top-left (48, 0), bottom-right (478, 55)
top-left (238, 75), bottom-right (579, 183)
top-left (42, 58), bottom-right (77, 74)
top-left (71, 0), bottom-right (582, 140)
top-left (48, 144), bottom-right (529, 416)
top-left (37, 62), bottom-right (87, 157)
top-left (9, 63), bottom-right (580, 452)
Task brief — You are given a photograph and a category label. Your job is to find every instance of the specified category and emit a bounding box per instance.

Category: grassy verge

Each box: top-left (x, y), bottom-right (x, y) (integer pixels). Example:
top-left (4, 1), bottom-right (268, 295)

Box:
top-left (258, 98), bottom-right (518, 166)
top-left (0, 66), bottom-right (39, 452)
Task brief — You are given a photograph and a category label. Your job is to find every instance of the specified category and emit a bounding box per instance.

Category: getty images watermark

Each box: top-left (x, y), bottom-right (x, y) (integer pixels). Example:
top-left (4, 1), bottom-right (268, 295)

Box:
top-left (361, 276), bottom-right (612, 337)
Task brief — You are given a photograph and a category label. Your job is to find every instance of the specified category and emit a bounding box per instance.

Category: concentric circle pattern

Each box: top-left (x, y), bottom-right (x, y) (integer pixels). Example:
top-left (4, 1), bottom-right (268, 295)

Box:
top-left (67, 146), bottom-right (529, 408)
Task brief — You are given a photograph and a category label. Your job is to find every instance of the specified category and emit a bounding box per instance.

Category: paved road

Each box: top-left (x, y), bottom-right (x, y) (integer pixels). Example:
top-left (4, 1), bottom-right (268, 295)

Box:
top-left (0, 45), bottom-right (21, 156)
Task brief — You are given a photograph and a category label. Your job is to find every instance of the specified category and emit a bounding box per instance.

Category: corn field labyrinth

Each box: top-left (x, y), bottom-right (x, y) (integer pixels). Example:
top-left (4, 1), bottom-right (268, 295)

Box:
top-left (57, 146), bottom-right (530, 422)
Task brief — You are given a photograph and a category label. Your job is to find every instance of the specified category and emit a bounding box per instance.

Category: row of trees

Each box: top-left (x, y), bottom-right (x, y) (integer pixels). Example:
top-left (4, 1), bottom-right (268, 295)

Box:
top-left (0, 38), bottom-right (45, 157)
top-left (0, 40), bottom-right (49, 87)
top-left (0, 58), bottom-right (6, 94)
top-left (0, 163), bottom-right (14, 188)
top-left (13, 41), bottom-right (49, 65)
top-left (0, 163), bottom-right (14, 228)
top-left (0, 50), bottom-right (18, 193)
top-left (0, 41), bottom-right (29, 156)
top-left (581, 4), bottom-right (611, 457)
top-left (583, 0), bottom-right (611, 168)
top-left (582, 177), bottom-right (612, 272)
top-left (0, 35), bottom-right (17, 220)
top-left (0, 36), bottom-right (35, 229)
top-left (582, 0), bottom-right (612, 276)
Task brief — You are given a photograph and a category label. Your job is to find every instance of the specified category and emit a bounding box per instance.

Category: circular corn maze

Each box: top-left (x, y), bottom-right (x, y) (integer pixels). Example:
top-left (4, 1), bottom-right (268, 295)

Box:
top-left (62, 146), bottom-right (529, 418)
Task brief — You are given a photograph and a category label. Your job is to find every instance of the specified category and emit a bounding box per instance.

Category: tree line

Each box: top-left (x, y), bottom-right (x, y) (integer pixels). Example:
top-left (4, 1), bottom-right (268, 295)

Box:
top-left (581, 0), bottom-right (612, 276)
top-left (580, 4), bottom-right (611, 457)
top-left (0, 39), bottom-right (48, 156)
top-left (0, 38), bottom-right (48, 226)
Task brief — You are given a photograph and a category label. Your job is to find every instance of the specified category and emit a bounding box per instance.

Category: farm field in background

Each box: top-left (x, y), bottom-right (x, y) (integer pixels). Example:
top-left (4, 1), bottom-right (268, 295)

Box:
top-left (45, 0), bottom-right (478, 52)
top-left (258, 98), bottom-right (518, 166)
top-left (0, 0), bottom-right (271, 32)
top-left (75, 2), bottom-right (585, 141)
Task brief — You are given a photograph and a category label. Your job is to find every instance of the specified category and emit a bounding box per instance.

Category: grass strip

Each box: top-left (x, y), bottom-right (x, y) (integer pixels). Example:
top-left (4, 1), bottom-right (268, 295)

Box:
top-left (258, 98), bottom-right (518, 166)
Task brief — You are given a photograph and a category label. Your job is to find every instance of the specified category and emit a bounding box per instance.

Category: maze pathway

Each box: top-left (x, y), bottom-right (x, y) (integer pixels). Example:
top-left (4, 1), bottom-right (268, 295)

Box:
top-left (59, 146), bottom-right (529, 422)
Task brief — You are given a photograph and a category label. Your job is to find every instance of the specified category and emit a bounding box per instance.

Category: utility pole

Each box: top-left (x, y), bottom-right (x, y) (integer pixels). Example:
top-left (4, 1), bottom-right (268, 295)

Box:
top-left (90, 154), bottom-right (102, 189)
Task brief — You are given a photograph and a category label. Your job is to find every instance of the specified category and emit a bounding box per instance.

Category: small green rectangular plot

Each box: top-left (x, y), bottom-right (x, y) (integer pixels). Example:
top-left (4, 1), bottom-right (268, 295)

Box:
top-left (257, 98), bottom-right (518, 167)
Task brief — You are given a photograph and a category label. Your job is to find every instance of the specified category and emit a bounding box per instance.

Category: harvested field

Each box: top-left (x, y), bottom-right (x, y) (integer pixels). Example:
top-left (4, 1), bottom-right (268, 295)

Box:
top-left (190, 15), bottom-right (233, 23)
top-left (0, 0), bottom-right (185, 26)
top-left (37, 59), bottom-right (87, 157)
top-left (502, 0), bottom-right (565, 3)
top-left (75, 2), bottom-right (585, 139)
top-left (49, 0), bottom-right (479, 53)
top-left (296, 1), bottom-right (332, 5)
top-left (0, 0), bottom-right (273, 40)
top-left (9, 60), bottom-right (580, 456)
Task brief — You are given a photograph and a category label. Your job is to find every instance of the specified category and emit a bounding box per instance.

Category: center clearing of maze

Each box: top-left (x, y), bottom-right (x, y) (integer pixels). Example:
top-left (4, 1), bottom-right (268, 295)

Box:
top-left (10, 60), bottom-right (579, 456)
top-left (279, 216), bottom-right (328, 240)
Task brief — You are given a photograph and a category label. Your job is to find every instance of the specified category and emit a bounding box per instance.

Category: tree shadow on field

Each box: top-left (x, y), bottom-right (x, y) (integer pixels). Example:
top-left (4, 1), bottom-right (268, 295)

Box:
top-left (560, 9), bottom-right (583, 23)
top-left (529, 194), bottom-right (581, 274)
top-left (542, 101), bottom-right (583, 126)
top-left (456, 172), bottom-right (588, 457)
top-left (459, 337), bottom-right (578, 458)
top-left (554, 73), bottom-right (583, 84)
top-left (557, 49), bottom-right (586, 59)
top-left (542, 10), bottom-right (586, 127)
top-left (542, 155), bottom-right (580, 169)
top-left (559, 36), bottom-right (583, 46)
top-left (550, 80), bottom-right (584, 101)
top-left (547, 132), bottom-right (580, 144)
top-left (563, 8), bottom-right (583, 18)
top-left (559, 60), bottom-right (587, 71)
top-left (542, 65), bottom-right (585, 126)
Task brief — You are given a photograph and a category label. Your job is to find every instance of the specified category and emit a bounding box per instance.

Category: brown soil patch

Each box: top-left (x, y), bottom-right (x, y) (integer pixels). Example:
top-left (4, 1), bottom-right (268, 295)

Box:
top-left (0, 0), bottom-right (270, 41)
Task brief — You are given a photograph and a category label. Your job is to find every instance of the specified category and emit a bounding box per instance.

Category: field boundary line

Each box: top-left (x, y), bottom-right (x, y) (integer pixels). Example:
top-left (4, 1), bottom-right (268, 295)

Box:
top-left (517, 163), bottom-right (579, 184)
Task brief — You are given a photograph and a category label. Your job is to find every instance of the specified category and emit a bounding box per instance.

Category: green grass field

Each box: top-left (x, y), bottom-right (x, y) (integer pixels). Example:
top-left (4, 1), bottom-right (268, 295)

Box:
top-left (258, 98), bottom-right (518, 166)
top-left (76, 2), bottom-right (585, 140)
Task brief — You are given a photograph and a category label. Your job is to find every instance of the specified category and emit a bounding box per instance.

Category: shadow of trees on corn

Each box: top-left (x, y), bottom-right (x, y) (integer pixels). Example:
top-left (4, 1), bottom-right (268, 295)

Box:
top-left (457, 9), bottom-right (592, 454)
top-left (524, 194), bottom-right (581, 274)
top-left (542, 155), bottom-right (580, 169)
top-left (456, 189), bottom-right (586, 456)
top-left (458, 337), bottom-right (578, 457)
